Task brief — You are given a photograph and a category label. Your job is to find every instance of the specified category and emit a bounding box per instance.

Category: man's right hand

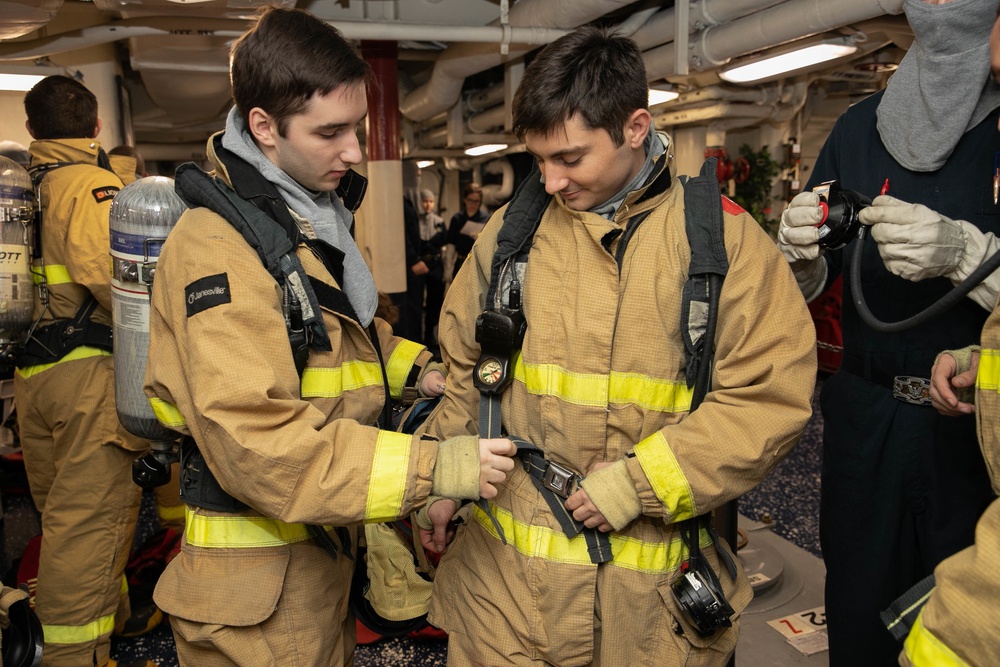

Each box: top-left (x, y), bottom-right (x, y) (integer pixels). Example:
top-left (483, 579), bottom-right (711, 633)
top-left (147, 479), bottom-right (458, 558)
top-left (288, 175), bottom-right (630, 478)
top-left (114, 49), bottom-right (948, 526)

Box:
top-left (930, 351), bottom-right (979, 416)
top-left (478, 437), bottom-right (516, 499)
top-left (778, 191), bottom-right (825, 263)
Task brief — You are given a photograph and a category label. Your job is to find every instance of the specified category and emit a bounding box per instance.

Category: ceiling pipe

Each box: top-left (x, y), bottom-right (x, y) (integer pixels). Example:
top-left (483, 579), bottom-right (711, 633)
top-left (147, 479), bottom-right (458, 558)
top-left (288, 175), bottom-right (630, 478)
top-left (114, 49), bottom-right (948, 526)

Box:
top-left (629, 0), bottom-right (787, 52)
top-left (643, 0), bottom-right (904, 79)
top-left (400, 0), bottom-right (637, 123)
top-left (481, 158), bottom-right (515, 207)
top-left (0, 16), bottom-right (568, 62)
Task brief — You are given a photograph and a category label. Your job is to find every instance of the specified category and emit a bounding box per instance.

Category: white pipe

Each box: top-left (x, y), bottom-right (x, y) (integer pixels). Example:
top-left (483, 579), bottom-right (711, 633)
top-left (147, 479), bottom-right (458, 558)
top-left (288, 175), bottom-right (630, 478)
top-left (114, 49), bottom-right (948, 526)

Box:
top-left (630, 0), bottom-right (787, 52)
top-left (481, 158), bottom-right (514, 206)
top-left (643, 0), bottom-right (904, 78)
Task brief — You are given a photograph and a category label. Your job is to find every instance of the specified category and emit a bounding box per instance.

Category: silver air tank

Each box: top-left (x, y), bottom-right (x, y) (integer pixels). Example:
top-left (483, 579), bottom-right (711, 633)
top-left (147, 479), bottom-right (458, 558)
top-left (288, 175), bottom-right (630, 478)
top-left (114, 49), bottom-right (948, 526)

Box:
top-left (0, 156), bottom-right (35, 358)
top-left (109, 176), bottom-right (186, 445)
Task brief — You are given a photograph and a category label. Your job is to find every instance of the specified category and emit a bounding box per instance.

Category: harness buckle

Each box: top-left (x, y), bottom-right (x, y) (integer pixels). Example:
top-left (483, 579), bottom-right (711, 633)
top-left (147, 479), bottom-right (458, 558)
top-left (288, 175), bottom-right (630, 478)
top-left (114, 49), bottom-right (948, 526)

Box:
top-left (541, 461), bottom-right (577, 498)
top-left (892, 376), bottom-right (931, 406)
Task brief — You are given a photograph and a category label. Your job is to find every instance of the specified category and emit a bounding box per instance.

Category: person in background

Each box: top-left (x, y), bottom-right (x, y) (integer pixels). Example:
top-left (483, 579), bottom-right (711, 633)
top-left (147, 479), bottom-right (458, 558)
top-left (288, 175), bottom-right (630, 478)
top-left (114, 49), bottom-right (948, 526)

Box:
top-left (418, 25), bottom-right (816, 666)
top-left (446, 182), bottom-right (487, 279)
top-left (108, 145), bottom-right (148, 184)
top-left (777, 1), bottom-right (1000, 664)
top-left (17, 75), bottom-right (154, 667)
top-left (415, 189), bottom-right (447, 350)
top-left (142, 7), bottom-right (515, 665)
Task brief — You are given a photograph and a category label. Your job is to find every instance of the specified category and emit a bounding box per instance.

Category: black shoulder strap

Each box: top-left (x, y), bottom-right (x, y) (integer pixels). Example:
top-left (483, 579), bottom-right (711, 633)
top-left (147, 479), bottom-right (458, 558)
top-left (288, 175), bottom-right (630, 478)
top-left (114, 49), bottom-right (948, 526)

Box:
top-left (484, 167), bottom-right (551, 308)
top-left (680, 156), bottom-right (728, 403)
top-left (173, 161), bottom-right (331, 352)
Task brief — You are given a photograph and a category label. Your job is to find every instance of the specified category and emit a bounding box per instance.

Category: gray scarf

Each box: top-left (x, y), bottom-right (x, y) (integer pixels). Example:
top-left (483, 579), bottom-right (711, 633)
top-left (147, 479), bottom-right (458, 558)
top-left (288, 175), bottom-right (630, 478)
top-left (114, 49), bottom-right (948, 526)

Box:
top-left (222, 108), bottom-right (377, 325)
top-left (877, 0), bottom-right (1000, 172)
top-left (591, 131), bottom-right (666, 219)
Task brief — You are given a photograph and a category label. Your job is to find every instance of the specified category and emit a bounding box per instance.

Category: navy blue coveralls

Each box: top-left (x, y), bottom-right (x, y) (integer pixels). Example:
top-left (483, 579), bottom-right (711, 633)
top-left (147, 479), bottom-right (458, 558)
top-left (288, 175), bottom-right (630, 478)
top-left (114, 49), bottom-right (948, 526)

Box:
top-left (809, 89), bottom-right (999, 667)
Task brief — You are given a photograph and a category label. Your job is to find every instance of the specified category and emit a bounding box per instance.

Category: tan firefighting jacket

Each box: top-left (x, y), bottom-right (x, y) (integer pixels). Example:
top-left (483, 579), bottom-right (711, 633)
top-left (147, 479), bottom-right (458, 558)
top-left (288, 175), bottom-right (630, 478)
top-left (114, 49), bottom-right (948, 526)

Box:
top-left (424, 160), bottom-right (817, 664)
top-left (144, 138), bottom-right (442, 542)
top-left (903, 311), bottom-right (1000, 666)
top-left (26, 139), bottom-right (126, 334)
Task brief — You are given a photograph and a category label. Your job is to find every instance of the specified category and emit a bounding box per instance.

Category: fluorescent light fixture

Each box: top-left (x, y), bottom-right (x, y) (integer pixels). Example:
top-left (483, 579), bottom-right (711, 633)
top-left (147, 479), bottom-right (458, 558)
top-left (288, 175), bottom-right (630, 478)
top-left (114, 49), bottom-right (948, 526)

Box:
top-left (648, 87), bottom-right (679, 106)
top-left (416, 159), bottom-right (435, 168)
top-left (0, 64), bottom-right (75, 92)
top-left (464, 143), bottom-right (507, 157)
top-left (719, 37), bottom-right (858, 84)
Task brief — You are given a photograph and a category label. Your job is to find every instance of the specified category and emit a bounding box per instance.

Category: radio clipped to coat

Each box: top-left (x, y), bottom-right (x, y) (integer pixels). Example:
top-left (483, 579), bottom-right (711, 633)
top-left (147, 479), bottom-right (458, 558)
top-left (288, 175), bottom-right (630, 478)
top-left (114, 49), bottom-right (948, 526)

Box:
top-left (108, 176), bottom-right (187, 489)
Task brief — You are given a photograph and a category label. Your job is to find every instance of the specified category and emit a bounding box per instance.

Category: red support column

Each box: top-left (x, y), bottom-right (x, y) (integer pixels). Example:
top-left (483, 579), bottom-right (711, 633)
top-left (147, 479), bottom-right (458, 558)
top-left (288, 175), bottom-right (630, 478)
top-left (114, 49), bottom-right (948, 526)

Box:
top-left (359, 40), bottom-right (406, 295)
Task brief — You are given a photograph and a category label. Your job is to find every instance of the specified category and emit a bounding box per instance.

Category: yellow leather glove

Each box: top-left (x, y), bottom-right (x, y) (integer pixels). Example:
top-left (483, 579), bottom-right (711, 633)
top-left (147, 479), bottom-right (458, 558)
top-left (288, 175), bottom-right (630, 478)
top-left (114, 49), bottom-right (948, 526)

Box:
top-left (431, 435), bottom-right (480, 500)
top-left (578, 460), bottom-right (642, 531)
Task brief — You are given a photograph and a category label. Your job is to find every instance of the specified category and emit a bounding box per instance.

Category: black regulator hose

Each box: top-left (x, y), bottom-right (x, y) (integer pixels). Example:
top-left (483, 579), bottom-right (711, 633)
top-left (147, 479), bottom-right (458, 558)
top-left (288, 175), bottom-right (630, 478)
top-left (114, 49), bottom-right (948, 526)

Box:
top-left (850, 226), bottom-right (1000, 333)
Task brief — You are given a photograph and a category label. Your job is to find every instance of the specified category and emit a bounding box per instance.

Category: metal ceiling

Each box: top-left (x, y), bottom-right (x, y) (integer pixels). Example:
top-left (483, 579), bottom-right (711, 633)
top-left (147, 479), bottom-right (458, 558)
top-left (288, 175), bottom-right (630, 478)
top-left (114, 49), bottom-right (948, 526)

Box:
top-left (0, 0), bottom-right (911, 162)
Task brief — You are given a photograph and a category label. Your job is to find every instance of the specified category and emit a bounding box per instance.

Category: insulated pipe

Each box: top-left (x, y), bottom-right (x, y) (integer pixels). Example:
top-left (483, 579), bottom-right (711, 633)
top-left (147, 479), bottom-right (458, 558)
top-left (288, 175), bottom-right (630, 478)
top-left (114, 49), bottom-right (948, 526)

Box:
top-left (481, 158), bottom-right (515, 207)
top-left (643, 0), bottom-right (904, 79)
top-left (629, 0), bottom-right (787, 52)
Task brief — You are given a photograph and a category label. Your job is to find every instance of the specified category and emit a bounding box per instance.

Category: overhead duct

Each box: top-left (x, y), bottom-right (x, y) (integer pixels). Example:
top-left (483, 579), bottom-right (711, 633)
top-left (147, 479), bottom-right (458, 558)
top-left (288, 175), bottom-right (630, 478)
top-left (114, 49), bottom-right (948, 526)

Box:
top-left (400, 0), bottom-right (638, 122)
top-left (0, 0), bottom-right (63, 40)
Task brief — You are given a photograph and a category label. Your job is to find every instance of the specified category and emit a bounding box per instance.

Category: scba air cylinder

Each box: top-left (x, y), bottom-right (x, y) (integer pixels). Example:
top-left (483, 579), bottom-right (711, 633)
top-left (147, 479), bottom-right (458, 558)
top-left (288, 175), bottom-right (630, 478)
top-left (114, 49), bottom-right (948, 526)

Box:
top-left (0, 156), bottom-right (35, 349)
top-left (110, 176), bottom-right (186, 440)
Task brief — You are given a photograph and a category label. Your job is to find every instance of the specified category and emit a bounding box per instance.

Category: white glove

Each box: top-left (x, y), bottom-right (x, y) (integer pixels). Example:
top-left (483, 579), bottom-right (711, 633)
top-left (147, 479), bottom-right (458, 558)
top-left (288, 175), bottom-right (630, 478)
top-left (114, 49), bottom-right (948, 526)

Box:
top-left (778, 191), bottom-right (824, 262)
top-left (858, 195), bottom-right (999, 310)
top-left (778, 191), bottom-right (828, 302)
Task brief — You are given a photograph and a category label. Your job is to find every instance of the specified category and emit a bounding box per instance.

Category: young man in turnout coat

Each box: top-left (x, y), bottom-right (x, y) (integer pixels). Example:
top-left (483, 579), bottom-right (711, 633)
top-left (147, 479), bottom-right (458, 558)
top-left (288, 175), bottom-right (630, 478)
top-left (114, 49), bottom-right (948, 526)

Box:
top-left (143, 8), bottom-right (515, 665)
top-left (16, 75), bottom-right (152, 667)
top-left (418, 26), bottom-right (817, 666)
top-left (778, 1), bottom-right (1000, 664)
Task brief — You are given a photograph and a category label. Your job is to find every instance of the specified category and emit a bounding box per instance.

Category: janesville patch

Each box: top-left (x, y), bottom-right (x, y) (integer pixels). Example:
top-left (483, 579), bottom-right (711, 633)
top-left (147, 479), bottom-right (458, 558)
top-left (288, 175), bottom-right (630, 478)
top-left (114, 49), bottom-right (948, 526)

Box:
top-left (185, 273), bottom-right (231, 317)
top-left (92, 186), bottom-right (120, 203)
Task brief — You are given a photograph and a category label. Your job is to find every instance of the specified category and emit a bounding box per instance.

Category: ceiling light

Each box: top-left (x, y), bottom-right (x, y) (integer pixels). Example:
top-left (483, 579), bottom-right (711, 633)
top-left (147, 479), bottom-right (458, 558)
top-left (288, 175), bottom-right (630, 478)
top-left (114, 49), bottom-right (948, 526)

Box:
top-left (648, 87), bottom-right (679, 106)
top-left (416, 159), bottom-right (435, 168)
top-left (719, 37), bottom-right (859, 84)
top-left (464, 143), bottom-right (507, 157)
top-left (0, 64), bottom-right (75, 92)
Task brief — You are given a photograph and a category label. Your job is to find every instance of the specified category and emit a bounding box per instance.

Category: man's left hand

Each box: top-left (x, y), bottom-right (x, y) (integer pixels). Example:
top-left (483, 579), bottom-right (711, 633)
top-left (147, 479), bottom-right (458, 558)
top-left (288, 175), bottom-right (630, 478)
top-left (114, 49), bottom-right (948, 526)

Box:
top-left (420, 370), bottom-right (446, 397)
top-left (859, 195), bottom-right (967, 282)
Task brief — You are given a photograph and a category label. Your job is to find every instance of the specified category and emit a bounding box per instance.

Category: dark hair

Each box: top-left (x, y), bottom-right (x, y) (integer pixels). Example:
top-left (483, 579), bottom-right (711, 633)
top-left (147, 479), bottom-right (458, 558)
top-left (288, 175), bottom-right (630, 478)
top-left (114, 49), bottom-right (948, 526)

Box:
top-left (23, 76), bottom-right (98, 140)
top-left (230, 6), bottom-right (372, 136)
top-left (512, 26), bottom-right (648, 147)
top-left (462, 183), bottom-right (482, 199)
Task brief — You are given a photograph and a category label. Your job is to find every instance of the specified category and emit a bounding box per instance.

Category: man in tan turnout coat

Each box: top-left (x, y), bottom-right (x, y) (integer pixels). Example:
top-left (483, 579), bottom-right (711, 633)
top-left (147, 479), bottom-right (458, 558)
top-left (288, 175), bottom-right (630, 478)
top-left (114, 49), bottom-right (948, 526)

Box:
top-left (419, 26), bottom-right (817, 667)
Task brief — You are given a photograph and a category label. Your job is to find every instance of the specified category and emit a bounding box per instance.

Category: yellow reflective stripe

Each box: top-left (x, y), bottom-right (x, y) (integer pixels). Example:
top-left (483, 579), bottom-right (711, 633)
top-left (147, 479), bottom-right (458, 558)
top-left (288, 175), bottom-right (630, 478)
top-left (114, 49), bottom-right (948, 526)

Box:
top-left (120, 575), bottom-right (128, 594)
top-left (43, 614), bottom-right (116, 645)
top-left (902, 611), bottom-right (969, 667)
top-left (157, 502), bottom-right (186, 522)
top-left (385, 339), bottom-right (424, 399)
top-left (514, 357), bottom-right (693, 412)
top-left (32, 264), bottom-right (71, 285)
top-left (365, 430), bottom-right (412, 521)
top-left (633, 432), bottom-right (696, 521)
top-left (149, 397), bottom-right (187, 429)
top-left (977, 348), bottom-right (1000, 391)
top-left (300, 360), bottom-right (385, 398)
top-left (184, 507), bottom-right (329, 548)
top-left (15, 345), bottom-right (112, 378)
top-left (472, 501), bottom-right (710, 574)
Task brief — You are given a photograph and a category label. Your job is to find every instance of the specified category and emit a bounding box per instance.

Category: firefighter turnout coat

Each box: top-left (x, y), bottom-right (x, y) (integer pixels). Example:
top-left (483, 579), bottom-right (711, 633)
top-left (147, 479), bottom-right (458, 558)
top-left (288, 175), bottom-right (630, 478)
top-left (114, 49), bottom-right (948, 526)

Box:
top-left (144, 136), bottom-right (441, 664)
top-left (14, 138), bottom-right (145, 665)
top-left (424, 158), bottom-right (817, 666)
top-left (903, 310), bottom-right (1000, 667)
